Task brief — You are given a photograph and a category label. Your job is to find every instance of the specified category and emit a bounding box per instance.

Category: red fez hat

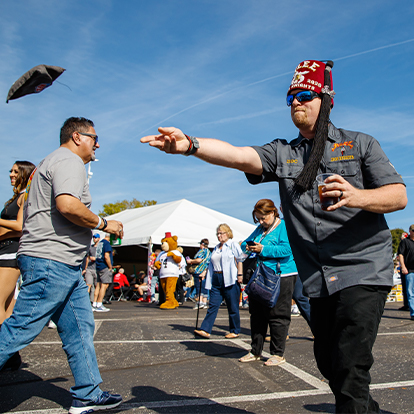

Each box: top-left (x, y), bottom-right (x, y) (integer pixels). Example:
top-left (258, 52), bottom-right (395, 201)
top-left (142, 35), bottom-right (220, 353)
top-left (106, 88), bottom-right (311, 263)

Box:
top-left (164, 232), bottom-right (172, 238)
top-left (287, 60), bottom-right (333, 96)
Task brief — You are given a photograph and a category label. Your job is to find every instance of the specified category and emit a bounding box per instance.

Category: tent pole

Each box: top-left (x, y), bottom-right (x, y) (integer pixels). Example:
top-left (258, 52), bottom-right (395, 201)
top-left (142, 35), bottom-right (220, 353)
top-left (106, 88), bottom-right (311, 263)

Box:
top-left (147, 237), bottom-right (154, 302)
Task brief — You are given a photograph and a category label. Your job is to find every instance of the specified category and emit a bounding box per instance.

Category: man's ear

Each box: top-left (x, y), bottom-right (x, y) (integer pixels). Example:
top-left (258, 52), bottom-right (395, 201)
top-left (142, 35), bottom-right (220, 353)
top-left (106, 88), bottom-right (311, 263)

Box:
top-left (72, 131), bottom-right (82, 146)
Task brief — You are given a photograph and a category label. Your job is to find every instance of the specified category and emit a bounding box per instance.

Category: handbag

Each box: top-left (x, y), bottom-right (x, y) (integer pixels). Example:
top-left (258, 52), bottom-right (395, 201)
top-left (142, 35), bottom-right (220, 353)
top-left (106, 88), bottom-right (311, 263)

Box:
top-left (181, 272), bottom-right (191, 283)
top-left (242, 255), bottom-right (257, 284)
top-left (185, 276), bottom-right (194, 288)
top-left (245, 261), bottom-right (281, 308)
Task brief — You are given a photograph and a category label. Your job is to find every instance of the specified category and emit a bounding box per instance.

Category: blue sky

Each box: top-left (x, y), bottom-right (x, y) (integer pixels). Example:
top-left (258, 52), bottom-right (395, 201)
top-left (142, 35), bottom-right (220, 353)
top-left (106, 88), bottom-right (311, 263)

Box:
top-left (0, 0), bottom-right (413, 231)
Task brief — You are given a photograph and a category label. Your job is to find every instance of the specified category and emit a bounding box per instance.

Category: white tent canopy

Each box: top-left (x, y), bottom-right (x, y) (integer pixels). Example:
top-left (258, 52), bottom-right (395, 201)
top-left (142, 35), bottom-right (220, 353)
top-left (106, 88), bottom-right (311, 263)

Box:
top-left (99, 199), bottom-right (256, 248)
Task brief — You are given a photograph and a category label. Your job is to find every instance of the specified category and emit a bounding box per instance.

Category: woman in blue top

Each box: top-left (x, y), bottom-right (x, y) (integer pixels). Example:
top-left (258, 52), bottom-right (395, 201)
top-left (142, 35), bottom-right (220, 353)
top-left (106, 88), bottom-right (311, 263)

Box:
top-left (194, 224), bottom-right (244, 339)
top-left (239, 199), bottom-right (298, 366)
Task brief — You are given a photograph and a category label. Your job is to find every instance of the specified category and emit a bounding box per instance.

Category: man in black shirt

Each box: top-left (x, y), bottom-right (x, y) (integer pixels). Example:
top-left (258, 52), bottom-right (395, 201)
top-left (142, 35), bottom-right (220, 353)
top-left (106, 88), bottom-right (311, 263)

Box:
top-left (398, 225), bottom-right (414, 320)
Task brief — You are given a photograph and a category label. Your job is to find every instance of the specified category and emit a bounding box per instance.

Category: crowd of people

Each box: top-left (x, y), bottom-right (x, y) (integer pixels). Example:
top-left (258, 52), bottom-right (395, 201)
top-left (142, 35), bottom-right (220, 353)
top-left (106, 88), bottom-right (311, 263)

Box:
top-left (0, 57), bottom-right (410, 414)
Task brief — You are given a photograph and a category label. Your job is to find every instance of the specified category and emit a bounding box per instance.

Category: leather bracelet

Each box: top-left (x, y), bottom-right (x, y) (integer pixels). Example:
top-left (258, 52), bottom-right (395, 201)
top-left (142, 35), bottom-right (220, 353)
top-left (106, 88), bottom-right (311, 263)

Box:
top-left (184, 134), bottom-right (199, 156)
top-left (101, 217), bottom-right (108, 231)
top-left (237, 274), bottom-right (243, 277)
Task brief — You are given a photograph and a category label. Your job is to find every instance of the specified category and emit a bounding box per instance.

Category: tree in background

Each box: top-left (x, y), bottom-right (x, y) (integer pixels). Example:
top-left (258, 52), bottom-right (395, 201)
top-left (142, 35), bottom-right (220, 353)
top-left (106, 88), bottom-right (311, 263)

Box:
top-left (99, 199), bottom-right (157, 217)
top-left (391, 228), bottom-right (405, 256)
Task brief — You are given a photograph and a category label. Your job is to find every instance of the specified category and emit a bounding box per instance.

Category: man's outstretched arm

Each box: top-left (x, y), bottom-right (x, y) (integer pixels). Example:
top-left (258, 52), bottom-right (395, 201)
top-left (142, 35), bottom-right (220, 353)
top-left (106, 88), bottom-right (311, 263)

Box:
top-left (140, 126), bottom-right (263, 176)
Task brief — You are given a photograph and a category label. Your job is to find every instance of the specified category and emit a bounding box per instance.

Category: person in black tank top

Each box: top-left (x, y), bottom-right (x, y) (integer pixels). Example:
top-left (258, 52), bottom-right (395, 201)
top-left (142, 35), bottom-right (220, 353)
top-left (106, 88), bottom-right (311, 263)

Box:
top-left (0, 161), bottom-right (35, 371)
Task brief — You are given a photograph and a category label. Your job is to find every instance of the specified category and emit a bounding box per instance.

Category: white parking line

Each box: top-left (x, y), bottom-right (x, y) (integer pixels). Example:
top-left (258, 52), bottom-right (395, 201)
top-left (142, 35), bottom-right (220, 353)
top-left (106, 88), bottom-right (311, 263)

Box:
top-left (232, 338), bottom-right (330, 390)
top-left (11, 380), bottom-right (414, 414)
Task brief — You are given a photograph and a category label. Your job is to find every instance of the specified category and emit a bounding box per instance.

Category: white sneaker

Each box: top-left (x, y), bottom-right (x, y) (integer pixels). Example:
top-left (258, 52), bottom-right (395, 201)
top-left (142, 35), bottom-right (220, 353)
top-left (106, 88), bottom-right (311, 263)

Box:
top-left (94, 305), bottom-right (110, 312)
top-left (291, 304), bottom-right (300, 316)
top-left (47, 320), bottom-right (57, 329)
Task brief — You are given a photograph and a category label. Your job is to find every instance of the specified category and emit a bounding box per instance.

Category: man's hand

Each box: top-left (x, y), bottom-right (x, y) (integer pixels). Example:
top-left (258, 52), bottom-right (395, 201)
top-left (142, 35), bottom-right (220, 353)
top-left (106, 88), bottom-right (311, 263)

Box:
top-left (140, 127), bottom-right (189, 154)
top-left (321, 175), bottom-right (407, 214)
top-left (105, 220), bottom-right (124, 239)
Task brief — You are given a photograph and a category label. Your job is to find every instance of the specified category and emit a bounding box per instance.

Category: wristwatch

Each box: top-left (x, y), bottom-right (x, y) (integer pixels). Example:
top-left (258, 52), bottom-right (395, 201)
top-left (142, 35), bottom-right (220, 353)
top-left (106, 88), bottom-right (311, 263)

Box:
top-left (184, 134), bottom-right (199, 156)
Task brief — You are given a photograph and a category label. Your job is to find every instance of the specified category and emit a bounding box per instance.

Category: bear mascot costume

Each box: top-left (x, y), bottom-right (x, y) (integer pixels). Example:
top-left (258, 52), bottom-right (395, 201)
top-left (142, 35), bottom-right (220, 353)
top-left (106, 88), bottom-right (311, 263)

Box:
top-left (154, 232), bottom-right (186, 309)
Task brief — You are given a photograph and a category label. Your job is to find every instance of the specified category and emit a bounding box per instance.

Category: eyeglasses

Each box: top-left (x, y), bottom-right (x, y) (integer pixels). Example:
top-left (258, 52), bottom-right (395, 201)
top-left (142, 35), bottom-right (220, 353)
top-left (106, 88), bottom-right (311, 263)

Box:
top-left (216, 232), bottom-right (227, 235)
top-left (78, 132), bottom-right (98, 145)
top-left (286, 91), bottom-right (320, 106)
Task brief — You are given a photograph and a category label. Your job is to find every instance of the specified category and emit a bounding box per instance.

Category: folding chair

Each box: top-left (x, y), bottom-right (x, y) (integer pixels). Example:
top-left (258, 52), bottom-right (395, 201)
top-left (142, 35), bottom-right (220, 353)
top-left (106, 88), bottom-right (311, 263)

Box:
top-left (129, 287), bottom-right (140, 301)
top-left (110, 282), bottom-right (125, 301)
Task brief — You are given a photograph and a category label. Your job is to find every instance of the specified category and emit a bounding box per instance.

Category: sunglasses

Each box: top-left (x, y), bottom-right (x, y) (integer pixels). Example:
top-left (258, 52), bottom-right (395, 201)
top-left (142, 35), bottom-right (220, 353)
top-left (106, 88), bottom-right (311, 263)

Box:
top-left (79, 132), bottom-right (98, 145)
top-left (286, 90), bottom-right (320, 106)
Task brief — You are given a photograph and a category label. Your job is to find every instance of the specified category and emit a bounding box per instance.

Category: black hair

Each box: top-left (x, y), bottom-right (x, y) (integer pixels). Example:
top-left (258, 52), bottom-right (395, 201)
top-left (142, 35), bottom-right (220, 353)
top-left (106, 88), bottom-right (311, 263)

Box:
top-left (60, 117), bottom-right (94, 145)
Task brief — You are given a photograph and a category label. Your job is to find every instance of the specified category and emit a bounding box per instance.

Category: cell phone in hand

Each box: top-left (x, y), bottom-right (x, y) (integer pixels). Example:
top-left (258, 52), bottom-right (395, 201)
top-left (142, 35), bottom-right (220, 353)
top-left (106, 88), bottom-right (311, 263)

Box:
top-left (246, 241), bottom-right (256, 246)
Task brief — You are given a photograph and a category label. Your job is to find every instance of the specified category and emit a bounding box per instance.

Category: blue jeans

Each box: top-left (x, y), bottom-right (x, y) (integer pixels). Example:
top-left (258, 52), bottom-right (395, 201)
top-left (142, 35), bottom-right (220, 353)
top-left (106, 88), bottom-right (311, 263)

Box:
top-left (201, 272), bottom-right (240, 334)
top-left (0, 255), bottom-right (103, 401)
top-left (151, 275), bottom-right (159, 300)
top-left (405, 272), bottom-right (414, 316)
top-left (292, 276), bottom-right (311, 328)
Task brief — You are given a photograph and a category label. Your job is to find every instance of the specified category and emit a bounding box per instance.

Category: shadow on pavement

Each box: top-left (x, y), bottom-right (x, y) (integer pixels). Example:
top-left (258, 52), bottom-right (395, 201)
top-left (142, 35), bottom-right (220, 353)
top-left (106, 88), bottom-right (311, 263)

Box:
top-left (0, 370), bottom-right (71, 412)
top-left (123, 385), bottom-right (255, 413)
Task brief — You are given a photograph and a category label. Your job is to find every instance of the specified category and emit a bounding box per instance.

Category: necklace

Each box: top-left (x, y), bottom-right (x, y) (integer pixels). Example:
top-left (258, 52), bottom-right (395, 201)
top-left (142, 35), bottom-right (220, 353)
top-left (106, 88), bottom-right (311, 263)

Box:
top-left (262, 217), bottom-right (280, 236)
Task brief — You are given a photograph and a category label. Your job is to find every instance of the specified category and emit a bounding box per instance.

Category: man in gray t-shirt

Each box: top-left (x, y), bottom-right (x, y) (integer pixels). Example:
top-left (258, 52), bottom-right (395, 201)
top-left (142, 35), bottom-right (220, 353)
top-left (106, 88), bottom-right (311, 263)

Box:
top-left (0, 117), bottom-right (124, 412)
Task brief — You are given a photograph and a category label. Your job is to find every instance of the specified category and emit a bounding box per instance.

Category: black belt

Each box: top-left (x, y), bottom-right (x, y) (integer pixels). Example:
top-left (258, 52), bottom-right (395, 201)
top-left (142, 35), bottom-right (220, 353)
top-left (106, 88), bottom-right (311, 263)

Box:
top-left (213, 271), bottom-right (223, 273)
top-left (0, 238), bottom-right (19, 247)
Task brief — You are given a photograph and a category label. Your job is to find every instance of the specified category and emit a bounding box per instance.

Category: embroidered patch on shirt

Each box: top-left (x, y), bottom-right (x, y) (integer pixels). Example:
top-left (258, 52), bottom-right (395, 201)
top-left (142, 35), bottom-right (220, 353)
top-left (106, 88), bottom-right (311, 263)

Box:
top-left (331, 141), bottom-right (353, 152)
top-left (329, 276), bottom-right (338, 282)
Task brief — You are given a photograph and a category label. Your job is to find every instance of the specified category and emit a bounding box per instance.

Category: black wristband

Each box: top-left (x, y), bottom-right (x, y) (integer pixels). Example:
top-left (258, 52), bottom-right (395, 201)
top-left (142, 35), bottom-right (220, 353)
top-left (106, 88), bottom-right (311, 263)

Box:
top-left (237, 274), bottom-right (243, 277)
top-left (101, 217), bottom-right (108, 231)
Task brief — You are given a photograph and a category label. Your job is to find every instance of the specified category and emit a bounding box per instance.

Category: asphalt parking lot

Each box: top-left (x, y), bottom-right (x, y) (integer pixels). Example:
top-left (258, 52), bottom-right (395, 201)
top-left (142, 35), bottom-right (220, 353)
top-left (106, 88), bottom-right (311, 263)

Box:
top-left (1, 300), bottom-right (414, 414)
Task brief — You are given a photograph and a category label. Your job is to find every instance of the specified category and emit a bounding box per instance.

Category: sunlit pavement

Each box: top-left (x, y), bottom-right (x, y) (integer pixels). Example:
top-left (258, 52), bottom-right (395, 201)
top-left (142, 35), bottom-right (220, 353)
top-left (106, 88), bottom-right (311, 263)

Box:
top-left (1, 301), bottom-right (413, 414)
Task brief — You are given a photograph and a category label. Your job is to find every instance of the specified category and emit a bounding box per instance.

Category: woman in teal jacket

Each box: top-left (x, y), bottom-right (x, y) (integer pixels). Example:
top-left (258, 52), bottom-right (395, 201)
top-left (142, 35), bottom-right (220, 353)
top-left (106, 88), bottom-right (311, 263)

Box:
top-left (239, 199), bottom-right (298, 366)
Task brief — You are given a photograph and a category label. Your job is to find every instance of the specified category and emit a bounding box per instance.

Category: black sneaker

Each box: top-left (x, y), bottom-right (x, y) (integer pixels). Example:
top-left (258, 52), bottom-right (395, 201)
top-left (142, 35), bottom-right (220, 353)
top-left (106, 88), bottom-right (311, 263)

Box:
top-left (69, 391), bottom-right (122, 414)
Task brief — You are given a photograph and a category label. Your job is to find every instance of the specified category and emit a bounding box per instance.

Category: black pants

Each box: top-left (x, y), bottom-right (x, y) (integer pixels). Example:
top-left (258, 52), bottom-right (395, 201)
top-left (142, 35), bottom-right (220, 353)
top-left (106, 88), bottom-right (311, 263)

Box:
top-left (249, 275), bottom-right (296, 357)
top-left (310, 285), bottom-right (389, 414)
top-left (175, 276), bottom-right (185, 303)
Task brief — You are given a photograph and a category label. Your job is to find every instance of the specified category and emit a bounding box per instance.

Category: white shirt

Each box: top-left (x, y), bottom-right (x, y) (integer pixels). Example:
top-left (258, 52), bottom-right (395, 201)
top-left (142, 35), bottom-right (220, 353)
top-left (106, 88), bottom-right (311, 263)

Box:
top-left (205, 239), bottom-right (244, 289)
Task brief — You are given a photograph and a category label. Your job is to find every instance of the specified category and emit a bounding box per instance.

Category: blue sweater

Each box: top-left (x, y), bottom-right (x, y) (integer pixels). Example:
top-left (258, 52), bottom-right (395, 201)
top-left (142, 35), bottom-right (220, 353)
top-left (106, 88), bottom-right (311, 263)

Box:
top-left (241, 219), bottom-right (297, 277)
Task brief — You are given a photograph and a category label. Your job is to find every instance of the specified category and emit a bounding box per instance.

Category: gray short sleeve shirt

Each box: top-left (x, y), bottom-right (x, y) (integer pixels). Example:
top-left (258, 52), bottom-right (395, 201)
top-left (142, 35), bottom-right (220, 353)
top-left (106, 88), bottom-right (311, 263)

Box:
top-left (18, 147), bottom-right (92, 266)
top-left (245, 124), bottom-right (405, 298)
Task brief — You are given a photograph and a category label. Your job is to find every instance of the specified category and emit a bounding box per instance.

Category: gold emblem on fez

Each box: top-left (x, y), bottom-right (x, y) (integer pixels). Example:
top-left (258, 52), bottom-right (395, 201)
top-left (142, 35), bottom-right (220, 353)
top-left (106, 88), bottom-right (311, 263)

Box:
top-left (292, 70), bottom-right (309, 84)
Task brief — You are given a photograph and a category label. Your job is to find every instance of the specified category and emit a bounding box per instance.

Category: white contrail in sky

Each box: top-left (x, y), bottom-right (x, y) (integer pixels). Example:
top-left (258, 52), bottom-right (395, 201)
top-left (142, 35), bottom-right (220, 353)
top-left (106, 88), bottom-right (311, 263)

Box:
top-left (334, 38), bottom-right (414, 61)
top-left (139, 38), bottom-right (414, 136)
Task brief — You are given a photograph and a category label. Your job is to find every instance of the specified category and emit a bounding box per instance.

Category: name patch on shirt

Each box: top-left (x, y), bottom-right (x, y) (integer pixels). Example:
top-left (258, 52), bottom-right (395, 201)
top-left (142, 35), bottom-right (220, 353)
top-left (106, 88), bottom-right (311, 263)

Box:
top-left (286, 159), bottom-right (298, 164)
top-left (330, 155), bottom-right (355, 162)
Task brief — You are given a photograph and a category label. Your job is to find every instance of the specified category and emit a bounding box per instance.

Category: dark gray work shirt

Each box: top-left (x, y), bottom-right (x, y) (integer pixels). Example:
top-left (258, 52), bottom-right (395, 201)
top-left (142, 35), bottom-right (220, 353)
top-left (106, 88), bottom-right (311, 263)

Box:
top-left (246, 124), bottom-right (405, 298)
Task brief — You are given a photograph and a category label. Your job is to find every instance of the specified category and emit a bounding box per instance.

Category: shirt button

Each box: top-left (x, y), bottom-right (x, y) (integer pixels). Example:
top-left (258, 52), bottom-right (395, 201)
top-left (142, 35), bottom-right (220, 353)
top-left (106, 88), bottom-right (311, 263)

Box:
top-left (323, 266), bottom-right (328, 271)
top-left (341, 170), bottom-right (345, 174)
top-left (315, 199), bottom-right (319, 203)
top-left (317, 222), bottom-right (321, 226)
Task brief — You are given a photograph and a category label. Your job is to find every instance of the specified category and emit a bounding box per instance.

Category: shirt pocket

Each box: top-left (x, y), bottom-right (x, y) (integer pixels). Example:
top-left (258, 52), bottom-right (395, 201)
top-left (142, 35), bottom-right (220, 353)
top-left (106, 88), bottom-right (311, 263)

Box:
top-left (276, 163), bottom-right (303, 180)
top-left (326, 160), bottom-right (359, 187)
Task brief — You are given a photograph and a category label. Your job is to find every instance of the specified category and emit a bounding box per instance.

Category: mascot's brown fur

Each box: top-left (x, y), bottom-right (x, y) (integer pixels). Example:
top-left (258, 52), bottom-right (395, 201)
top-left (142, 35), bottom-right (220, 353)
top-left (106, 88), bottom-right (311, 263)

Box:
top-left (154, 232), bottom-right (183, 309)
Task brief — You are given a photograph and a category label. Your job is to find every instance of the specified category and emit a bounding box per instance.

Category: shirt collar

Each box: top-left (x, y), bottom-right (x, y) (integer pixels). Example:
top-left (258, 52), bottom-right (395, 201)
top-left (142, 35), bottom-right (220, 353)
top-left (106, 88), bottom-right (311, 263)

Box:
top-left (291, 123), bottom-right (340, 147)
